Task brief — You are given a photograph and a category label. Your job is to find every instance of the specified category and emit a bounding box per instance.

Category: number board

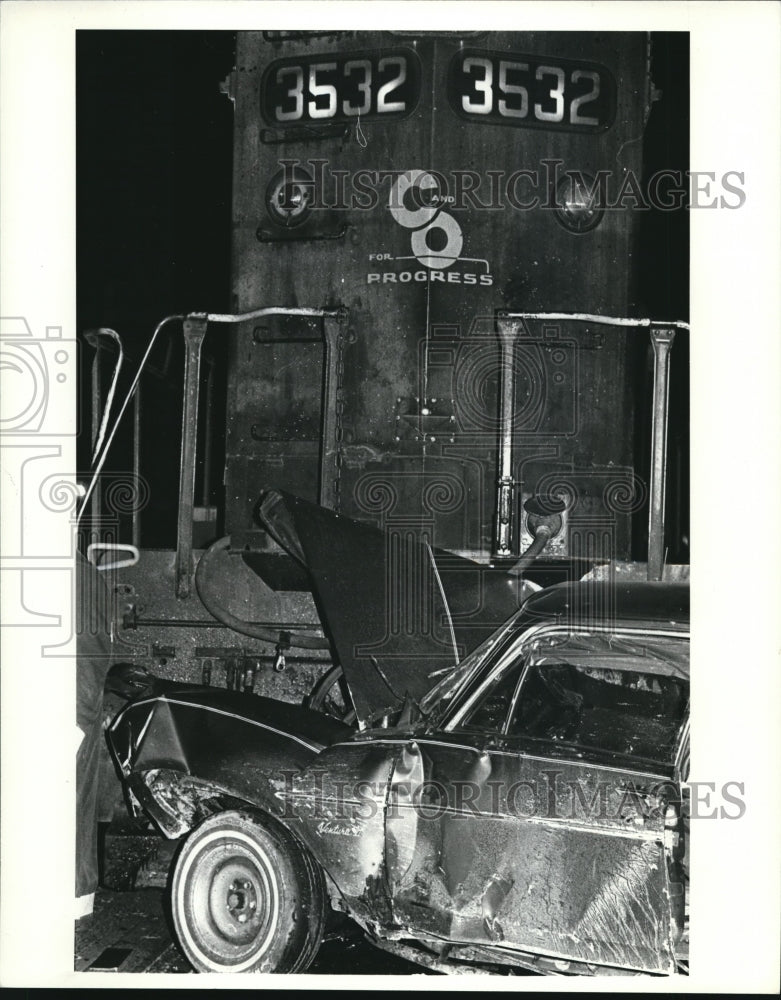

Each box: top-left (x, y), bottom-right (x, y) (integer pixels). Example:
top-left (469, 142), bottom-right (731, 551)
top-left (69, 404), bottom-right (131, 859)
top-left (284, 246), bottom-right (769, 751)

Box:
top-left (260, 49), bottom-right (421, 125)
top-left (448, 48), bottom-right (617, 132)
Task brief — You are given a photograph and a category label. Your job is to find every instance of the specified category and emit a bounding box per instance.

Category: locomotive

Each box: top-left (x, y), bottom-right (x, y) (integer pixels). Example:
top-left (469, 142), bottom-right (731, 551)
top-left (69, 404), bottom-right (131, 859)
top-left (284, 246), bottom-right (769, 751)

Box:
top-left (78, 30), bottom-right (689, 713)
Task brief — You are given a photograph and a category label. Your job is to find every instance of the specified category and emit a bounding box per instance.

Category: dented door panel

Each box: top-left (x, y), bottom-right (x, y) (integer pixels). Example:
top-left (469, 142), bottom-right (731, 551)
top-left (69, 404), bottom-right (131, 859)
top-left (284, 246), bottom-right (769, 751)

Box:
top-left (385, 735), bottom-right (676, 973)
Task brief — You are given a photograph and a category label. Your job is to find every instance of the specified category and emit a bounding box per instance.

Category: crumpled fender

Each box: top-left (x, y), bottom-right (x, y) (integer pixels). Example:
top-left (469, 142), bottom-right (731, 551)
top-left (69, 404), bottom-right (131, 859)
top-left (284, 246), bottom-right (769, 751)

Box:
top-left (107, 682), bottom-right (351, 838)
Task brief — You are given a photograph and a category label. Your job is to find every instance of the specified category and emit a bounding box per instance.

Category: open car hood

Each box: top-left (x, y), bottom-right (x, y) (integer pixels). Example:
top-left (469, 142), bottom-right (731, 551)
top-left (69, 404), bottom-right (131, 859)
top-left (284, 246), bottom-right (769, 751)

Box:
top-left (259, 490), bottom-right (528, 726)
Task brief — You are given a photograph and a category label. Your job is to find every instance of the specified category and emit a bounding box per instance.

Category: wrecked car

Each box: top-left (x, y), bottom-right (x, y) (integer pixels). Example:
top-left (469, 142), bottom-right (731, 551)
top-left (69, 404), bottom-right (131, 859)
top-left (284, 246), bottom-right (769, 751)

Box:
top-left (106, 493), bottom-right (689, 976)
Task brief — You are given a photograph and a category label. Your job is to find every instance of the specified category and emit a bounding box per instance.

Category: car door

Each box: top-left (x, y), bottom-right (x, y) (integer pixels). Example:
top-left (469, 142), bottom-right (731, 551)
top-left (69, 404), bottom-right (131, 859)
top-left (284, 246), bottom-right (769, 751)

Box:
top-left (385, 656), bottom-right (532, 945)
top-left (384, 633), bottom-right (685, 974)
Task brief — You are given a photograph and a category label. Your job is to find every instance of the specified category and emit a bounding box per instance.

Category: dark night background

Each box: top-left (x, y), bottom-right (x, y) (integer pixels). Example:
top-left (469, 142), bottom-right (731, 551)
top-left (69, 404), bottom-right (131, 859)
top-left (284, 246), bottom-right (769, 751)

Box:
top-left (77, 30), bottom-right (689, 558)
top-left (77, 31), bottom-right (236, 546)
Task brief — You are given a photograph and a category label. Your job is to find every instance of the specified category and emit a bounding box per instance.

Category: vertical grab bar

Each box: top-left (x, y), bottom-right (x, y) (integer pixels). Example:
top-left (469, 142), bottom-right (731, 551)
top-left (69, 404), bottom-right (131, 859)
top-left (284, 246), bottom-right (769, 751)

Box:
top-left (648, 326), bottom-right (676, 581)
top-left (175, 314), bottom-right (208, 599)
top-left (494, 314), bottom-right (523, 557)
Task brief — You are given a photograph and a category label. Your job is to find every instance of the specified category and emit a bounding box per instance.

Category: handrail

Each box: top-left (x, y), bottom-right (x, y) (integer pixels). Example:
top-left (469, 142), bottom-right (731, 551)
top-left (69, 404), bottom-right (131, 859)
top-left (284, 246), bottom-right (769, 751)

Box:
top-left (84, 328), bottom-right (124, 465)
top-left (78, 306), bottom-right (346, 604)
top-left (494, 312), bottom-right (686, 579)
top-left (206, 306), bottom-right (342, 323)
top-left (77, 306), bottom-right (342, 531)
top-left (77, 314), bottom-right (184, 526)
top-left (87, 542), bottom-right (140, 571)
top-left (500, 311), bottom-right (689, 330)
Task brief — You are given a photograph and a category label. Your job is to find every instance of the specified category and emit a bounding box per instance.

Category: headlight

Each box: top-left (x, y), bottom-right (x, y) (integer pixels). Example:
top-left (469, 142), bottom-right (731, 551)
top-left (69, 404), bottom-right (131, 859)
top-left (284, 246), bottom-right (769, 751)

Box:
top-left (554, 172), bottom-right (604, 233)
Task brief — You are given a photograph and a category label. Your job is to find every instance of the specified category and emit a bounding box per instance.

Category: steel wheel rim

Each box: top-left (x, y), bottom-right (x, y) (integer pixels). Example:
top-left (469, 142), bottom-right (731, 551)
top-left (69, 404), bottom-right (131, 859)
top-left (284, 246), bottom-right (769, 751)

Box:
top-left (176, 828), bottom-right (280, 972)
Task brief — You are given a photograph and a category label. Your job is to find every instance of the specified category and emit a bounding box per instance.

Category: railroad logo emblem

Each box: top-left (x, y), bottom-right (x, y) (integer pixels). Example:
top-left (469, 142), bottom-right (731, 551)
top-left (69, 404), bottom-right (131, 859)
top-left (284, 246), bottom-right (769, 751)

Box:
top-left (367, 168), bottom-right (493, 286)
top-left (389, 169), bottom-right (464, 268)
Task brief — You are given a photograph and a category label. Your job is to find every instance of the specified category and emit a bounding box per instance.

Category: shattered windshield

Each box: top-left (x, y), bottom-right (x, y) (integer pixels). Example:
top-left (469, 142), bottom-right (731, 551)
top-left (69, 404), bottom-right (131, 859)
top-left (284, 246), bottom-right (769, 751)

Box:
top-left (419, 617), bottom-right (518, 721)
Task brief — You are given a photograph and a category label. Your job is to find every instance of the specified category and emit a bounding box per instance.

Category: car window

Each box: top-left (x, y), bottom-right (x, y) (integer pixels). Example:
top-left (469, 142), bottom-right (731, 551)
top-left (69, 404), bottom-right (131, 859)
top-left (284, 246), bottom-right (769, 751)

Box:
top-left (454, 658), bottom-right (524, 732)
top-left (419, 616), bottom-right (518, 722)
top-left (507, 661), bottom-right (688, 764)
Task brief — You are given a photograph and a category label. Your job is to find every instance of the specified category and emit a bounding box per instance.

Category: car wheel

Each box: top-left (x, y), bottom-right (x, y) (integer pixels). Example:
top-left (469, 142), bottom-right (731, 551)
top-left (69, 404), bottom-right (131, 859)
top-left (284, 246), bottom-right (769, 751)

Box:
top-left (171, 810), bottom-right (326, 973)
top-left (307, 665), bottom-right (357, 725)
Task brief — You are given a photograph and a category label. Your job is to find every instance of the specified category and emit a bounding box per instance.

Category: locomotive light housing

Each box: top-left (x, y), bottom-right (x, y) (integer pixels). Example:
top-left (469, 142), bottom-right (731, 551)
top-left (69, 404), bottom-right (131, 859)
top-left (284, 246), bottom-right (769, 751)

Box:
top-left (554, 172), bottom-right (605, 234)
top-left (265, 166), bottom-right (314, 228)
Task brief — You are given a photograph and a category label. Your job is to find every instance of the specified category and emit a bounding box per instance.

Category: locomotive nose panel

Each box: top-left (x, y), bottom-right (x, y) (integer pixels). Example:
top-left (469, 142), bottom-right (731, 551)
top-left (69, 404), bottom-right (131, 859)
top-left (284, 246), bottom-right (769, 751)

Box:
top-left (226, 32), bottom-right (651, 568)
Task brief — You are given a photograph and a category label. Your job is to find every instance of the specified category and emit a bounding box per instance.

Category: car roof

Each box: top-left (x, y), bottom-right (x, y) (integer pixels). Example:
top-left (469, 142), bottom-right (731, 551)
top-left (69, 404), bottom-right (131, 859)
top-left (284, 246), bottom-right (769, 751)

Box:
top-left (514, 581), bottom-right (690, 634)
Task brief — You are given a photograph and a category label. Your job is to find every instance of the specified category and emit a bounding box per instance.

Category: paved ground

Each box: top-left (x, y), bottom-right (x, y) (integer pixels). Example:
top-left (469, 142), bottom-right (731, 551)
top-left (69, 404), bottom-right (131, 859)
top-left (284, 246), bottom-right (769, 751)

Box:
top-left (75, 885), bottom-right (428, 975)
top-left (75, 887), bottom-right (191, 973)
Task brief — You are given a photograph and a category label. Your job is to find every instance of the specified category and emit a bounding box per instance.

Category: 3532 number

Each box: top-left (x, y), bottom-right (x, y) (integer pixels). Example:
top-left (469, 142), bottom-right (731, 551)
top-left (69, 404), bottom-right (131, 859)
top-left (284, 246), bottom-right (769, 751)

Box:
top-left (261, 50), bottom-right (420, 125)
top-left (449, 50), bottom-right (615, 131)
